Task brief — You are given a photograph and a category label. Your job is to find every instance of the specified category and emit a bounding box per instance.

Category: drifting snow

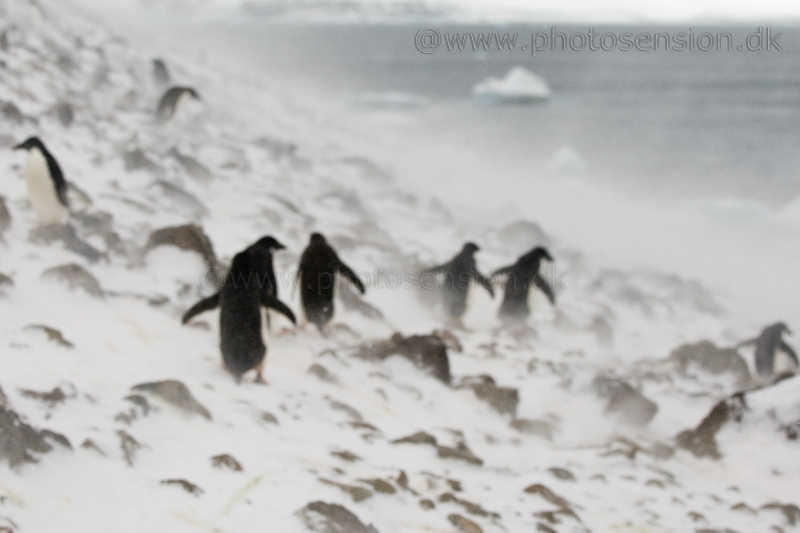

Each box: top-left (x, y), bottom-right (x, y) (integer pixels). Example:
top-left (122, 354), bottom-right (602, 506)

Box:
top-left (472, 67), bottom-right (551, 104)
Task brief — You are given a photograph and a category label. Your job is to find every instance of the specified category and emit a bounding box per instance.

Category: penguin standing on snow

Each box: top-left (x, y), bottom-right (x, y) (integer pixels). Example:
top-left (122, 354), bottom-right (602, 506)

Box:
top-left (182, 236), bottom-right (296, 384)
top-left (296, 232), bottom-right (365, 332)
top-left (738, 322), bottom-right (798, 378)
top-left (13, 137), bottom-right (69, 225)
top-left (423, 242), bottom-right (494, 321)
top-left (492, 246), bottom-right (555, 323)
top-left (156, 86), bottom-right (201, 121)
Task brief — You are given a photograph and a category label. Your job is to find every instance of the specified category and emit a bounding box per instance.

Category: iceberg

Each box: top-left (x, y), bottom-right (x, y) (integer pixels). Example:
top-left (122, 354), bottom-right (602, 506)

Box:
top-left (472, 66), bottom-right (551, 104)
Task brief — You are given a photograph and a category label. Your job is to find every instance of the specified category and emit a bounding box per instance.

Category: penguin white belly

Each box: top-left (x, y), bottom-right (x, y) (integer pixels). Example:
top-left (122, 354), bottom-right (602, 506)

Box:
top-left (24, 148), bottom-right (67, 224)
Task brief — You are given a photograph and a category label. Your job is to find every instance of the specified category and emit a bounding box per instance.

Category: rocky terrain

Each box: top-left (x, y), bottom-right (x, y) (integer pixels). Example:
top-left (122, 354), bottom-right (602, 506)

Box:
top-left (0, 1), bottom-right (798, 532)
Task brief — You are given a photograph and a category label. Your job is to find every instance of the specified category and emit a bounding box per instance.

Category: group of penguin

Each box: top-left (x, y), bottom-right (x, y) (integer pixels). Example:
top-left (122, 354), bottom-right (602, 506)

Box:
top-left (177, 233), bottom-right (556, 383)
top-left (9, 113), bottom-right (798, 386)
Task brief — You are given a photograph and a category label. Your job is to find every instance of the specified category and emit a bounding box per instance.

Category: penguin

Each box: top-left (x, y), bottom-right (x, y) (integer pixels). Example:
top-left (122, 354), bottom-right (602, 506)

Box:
top-left (423, 242), bottom-right (494, 321)
top-left (182, 235), bottom-right (285, 325)
top-left (492, 246), bottom-right (555, 323)
top-left (738, 322), bottom-right (798, 378)
top-left (182, 236), bottom-right (296, 383)
top-left (152, 58), bottom-right (170, 85)
top-left (296, 232), bottom-right (365, 332)
top-left (156, 86), bottom-right (200, 121)
top-left (13, 137), bottom-right (69, 225)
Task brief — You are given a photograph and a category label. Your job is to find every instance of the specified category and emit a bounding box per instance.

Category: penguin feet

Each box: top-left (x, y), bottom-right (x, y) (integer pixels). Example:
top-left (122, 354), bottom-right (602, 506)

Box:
top-left (254, 364), bottom-right (268, 385)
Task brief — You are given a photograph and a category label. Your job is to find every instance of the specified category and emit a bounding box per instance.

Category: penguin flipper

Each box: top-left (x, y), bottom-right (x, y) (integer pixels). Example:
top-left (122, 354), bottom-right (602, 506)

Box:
top-left (181, 292), bottom-right (220, 324)
top-left (422, 262), bottom-right (449, 275)
top-left (261, 294), bottom-right (296, 326)
top-left (338, 261), bottom-right (366, 294)
top-left (473, 270), bottom-right (495, 299)
top-left (778, 340), bottom-right (799, 366)
top-left (735, 338), bottom-right (757, 349)
top-left (491, 264), bottom-right (514, 279)
top-left (532, 272), bottom-right (556, 305)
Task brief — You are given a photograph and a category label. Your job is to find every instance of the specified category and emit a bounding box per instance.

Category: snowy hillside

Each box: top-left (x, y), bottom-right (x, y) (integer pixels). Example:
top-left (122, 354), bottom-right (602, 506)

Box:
top-left (1, 1), bottom-right (799, 532)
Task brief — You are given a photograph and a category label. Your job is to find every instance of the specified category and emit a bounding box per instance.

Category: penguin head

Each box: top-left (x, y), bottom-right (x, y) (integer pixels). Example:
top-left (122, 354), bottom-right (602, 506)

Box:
top-left (253, 235), bottom-right (286, 252)
top-left (181, 87), bottom-right (201, 101)
top-left (462, 242), bottom-right (480, 254)
top-left (776, 322), bottom-right (792, 336)
top-left (310, 232), bottom-right (326, 245)
top-left (529, 246), bottom-right (554, 262)
top-left (13, 136), bottom-right (45, 152)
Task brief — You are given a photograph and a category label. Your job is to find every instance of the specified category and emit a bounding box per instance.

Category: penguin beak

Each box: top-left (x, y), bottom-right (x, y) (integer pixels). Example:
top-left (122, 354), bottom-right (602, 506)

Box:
top-left (12, 142), bottom-right (26, 151)
top-left (274, 242), bottom-right (286, 251)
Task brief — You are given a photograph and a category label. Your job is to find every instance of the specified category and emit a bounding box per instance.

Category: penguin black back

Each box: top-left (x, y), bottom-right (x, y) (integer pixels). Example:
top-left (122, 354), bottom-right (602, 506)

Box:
top-left (424, 241), bottom-right (494, 320)
top-left (750, 322), bottom-right (797, 377)
top-left (13, 136), bottom-right (68, 207)
top-left (297, 232), bottom-right (365, 331)
top-left (156, 86), bottom-right (200, 121)
top-left (494, 246), bottom-right (555, 322)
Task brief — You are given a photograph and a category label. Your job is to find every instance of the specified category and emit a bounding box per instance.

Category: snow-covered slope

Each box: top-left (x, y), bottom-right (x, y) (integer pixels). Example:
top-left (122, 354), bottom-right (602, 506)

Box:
top-left (0, 1), bottom-right (798, 533)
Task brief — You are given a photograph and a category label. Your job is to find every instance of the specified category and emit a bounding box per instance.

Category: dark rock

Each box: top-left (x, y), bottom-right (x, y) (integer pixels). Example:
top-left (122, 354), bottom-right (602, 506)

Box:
top-left (117, 430), bottom-right (143, 466)
top-left (761, 502), bottom-right (800, 526)
top-left (353, 333), bottom-right (451, 384)
top-left (31, 224), bottom-right (105, 263)
top-left (0, 273), bottom-right (12, 292)
top-left (326, 398), bottom-right (363, 422)
top-left (548, 467), bottom-right (576, 482)
top-left (169, 148), bottom-right (213, 182)
top-left (131, 380), bottom-right (211, 420)
top-left (0, 400), bottom-right (71, 467)
top-left (152, 58), bottom-right (170, 84)
top-left (331, 450), bottom-right (361, 463)
top-left (211, 453), bottom-right (243, 472)
top-left (592, 375), bottom-right (658, 426)
top-left (671, 340), bottom-right (751, 384)
top-left (458, 375), bottom-right (519, 417)
top-left (41, 263), bottom-right (104, 297)
top-left (439, 493), bottom-right (498, 518)
top-left (71, 211), bottom-right (124, 256)
top-left (80, 439), bottom-right (106, 456)
top-left (510, 418), bottom-right (554, 440)
top-left (392, 431), bottom-right (437, 446)
top-left (146, 224), bottom-right (221, 285)
top-left (0, 195), bottom-right (10, 239)
top-left (123, 148), bottom-right (160, 173)
top-left (419, 499), bottom-right (435, 510)
top-left (358, 478), bottom-right (395, 494)
top-left (115, 394), bottom-right (152, 425)
top-left (437, 442), bottom-right (483, 466)
top-left (160, 478), bottom-right (204, 496)
top-left (260, 411), bottom-right (279, 425)
top-left (319, 478), bottom-right (372, 502)
top-left (0, 100), bottom-right (26, 124)
top-left (676, 392), bottom-right (746, 459)
top-left (23, 324), bottom-right (74, 348)
top-left (523, 483), bottom-right (572, 510)
top-left (296, 501), bottom-right (379, 533)
top-left (308, 363), bottom-right (339, 384)
top-left (448, 514), bottom-right (483, 533)
top-left (254, 136), bottom-right (296, 160)
top-left (19, 386), bottom-right (68, 407)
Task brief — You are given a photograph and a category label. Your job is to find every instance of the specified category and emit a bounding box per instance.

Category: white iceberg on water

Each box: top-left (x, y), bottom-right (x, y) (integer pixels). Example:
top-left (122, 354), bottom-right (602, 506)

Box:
top-left (472, 66), bottom-right (551, 104)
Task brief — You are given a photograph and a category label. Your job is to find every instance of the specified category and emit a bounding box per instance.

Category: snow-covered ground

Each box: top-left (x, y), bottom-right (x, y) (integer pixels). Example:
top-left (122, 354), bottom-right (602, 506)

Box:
top-left (0, 1), bottom-right (799, 532)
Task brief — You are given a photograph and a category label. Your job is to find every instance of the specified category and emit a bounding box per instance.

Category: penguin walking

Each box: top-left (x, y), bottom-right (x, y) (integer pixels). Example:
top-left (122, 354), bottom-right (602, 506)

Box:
top-left (182, 236), bottom-right (295, 383)
top-left (423, 242), bottom-right (494, 322)
top-left (13, 137), bottom-right (69, 225)
top-left (492, 246), bottom-right (555, 323)
top-left (296, 232), bottom-right (365, 332)
top-left (738, 322), bottom-right (798, 378)
top-left (157, 86), bottom-right (201, 121)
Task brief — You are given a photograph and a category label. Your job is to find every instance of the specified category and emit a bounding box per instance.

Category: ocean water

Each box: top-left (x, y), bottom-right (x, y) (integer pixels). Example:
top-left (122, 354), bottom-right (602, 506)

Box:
top-left (97, 12), bottom-right (800, 327)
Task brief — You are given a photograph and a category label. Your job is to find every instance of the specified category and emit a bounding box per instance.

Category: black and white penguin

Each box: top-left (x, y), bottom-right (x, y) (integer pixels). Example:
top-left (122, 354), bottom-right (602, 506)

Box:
top-left (182, 236), bottom-right (295, 383)
top-left (13, 137), bottom-right (69, 225)
top-left (296, 232), bottom-right (365, 332)
top-left (492, 246), bottom-right (555, 323)
top-left (423, 242), bottom-right (494, 321)
top-left (156, 86), bottom-right (200, 121)
top-left (738, 322), bottom-right (797, 378)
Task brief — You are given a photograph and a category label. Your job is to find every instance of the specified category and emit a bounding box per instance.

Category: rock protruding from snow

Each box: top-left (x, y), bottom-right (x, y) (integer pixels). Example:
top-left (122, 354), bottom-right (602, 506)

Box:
top-left (41, 263), bottom-right (104, 297)
top-left (676, 392), bottom-right (746, 459)
top-left (353, 332), bottom-right (452, 384)
top-left (131, 380), bottom-right (211, 420)
top-left (146, 224), bottom-right (221, 285)
top-left (0, 195), bottom-right (10, 239)
top-left (29, 224), bottom-right (106, 263)
top-left (0, 389), bottom-right (71, 468)
top-left (670, 340), bottom-right (751, 385)
top-left (592, 375), bottom-right (658, 426)
top-left (458, 375), bottom-right (519, 417)
top-left (297, 501), bottom-right (379, 533)
top-left (472, 67), bottom-right (551, 104)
